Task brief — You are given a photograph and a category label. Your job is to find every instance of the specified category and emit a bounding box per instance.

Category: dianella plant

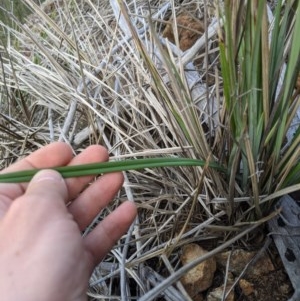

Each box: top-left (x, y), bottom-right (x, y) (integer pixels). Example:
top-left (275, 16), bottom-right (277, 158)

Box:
top-left (0, 0), bottom-right (299, 223)
top-left (0, 0), bottom-right (299, 299)
top-left (218, 0), bottom-right (300, 219)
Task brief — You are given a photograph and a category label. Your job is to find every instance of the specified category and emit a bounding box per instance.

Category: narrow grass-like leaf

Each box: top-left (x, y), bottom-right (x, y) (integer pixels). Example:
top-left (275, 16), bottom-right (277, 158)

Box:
top-left (244, 133), bottom-right (261, 217)
top-left (0, 158), bottom-right (226, 183)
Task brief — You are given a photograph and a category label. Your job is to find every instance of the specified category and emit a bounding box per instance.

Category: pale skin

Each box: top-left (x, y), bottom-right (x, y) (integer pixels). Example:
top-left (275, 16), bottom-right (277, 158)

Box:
top-left (0, 142), bottom-right (137, 301)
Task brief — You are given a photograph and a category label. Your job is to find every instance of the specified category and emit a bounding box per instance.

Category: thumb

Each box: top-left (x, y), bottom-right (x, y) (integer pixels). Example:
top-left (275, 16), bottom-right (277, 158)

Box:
top-left (24, 169), bottom-right (69, 211)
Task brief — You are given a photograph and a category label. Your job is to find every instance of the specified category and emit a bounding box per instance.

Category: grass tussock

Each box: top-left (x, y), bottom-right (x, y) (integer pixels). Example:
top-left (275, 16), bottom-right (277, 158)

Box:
top-left (0, 0), bottom-right (299, 299)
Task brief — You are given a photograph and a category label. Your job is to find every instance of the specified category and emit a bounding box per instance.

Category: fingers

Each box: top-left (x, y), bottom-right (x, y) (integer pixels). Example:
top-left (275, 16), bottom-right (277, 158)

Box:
top-left (2, 142), bottom-right (73, 175)
top-left (0, 143), bottom-right (109, 206)
top-left (68, 172), bottom-right (124, 230)
top-left (84, 201), bottom-right (137, 269)
top-left (63, 145), bottom-right (109, 200)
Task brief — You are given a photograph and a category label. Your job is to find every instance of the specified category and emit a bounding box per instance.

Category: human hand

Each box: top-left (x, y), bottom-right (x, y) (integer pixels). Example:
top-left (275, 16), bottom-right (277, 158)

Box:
top-left (0, 143), bottom-right (137, 301)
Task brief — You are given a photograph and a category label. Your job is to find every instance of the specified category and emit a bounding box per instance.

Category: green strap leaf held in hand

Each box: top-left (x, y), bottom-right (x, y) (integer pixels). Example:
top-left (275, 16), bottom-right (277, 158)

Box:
top-left (0, 158), bottom-right (225, 183)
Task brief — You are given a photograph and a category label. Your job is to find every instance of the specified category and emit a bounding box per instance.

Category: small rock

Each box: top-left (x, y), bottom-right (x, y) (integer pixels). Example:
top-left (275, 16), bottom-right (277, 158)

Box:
top-left (239, 278), bottom-right (255, 296)
top-left (216, 249), bottom-right (274, 277)
top-left (206, 284), bottom-right (235, 301)
top-left (163, 13), bottom-right (204, 51)
top-left (180, 244), bottom-right (216, 296)
top-left (279, 283), bottom-right (292, 296)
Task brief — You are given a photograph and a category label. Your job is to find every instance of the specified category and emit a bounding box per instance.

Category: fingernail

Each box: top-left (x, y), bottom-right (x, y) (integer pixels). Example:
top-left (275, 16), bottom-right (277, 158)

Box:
top-left (32, 169), bottom-right (63, 183)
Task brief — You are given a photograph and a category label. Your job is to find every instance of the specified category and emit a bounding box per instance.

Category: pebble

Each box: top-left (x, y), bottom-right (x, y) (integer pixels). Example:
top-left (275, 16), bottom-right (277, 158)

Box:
top-left (180, 243), bottom-right (216, 296)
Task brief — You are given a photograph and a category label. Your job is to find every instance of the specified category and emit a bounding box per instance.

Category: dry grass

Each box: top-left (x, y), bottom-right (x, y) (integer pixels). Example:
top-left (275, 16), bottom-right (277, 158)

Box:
top-left (0, 0), bottom-right (299, 300)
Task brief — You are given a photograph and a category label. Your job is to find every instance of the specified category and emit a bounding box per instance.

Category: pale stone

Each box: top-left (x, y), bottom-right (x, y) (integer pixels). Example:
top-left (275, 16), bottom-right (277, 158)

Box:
top-left (239, 278), bottom-right (255, 296)
top-left (206, 284), bottom-right (235, 301)
top-left (215, 249), bottom-right (275, 277)
top-left (163, 13), bottom-right (204, 51)
top-left (180, 244), bottom-right (216, 296)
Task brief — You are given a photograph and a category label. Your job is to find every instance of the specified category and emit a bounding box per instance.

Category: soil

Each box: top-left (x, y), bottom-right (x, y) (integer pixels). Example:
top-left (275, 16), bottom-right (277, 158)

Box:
top-left (237, 268), bottom-right (293, 301)
top-left (219, 243), bottom-right (294, 301)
